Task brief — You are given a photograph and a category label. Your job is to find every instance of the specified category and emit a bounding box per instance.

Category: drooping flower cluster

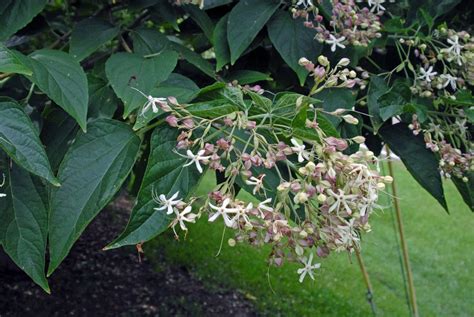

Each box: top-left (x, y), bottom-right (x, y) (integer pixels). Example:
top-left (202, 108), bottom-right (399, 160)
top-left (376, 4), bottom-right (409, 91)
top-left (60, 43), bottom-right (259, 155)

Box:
top-left (394, 28), bottom-right (474, 98)
top-left (292, 0), bottom-right (386, 51)
top-left (143, 82), bottom-right (388, 282)
top-left (409, 113), bottom-right (473, 181)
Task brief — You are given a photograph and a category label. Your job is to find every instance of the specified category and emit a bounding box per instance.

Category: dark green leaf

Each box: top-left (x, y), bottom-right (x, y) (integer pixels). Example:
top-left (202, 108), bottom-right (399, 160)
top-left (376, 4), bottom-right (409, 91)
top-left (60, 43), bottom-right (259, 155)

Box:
top-left (452, 173), bottom-right (474, 211)
top-left (380, 123), bottom-right (448, 212)
top-left (225, 70), bottom-right (272, 84)
top-left (69, 17), bottom-right (120, 61)
top-left (0, 100), bottom-right (58, 186)
top-left (186, 99), bottom-right (239, 118)
top-left (169, 42), bottom-right (215, 78)
top-left (227, 0), bottom-right (280, 64)
top-left (106, 126), bottom-right (202, 249)
top-left (27, 49), bottom-right (89, 132)
top-left (0, 0), bottom-right (47, 40)
top-left (131, 28), bottom-right (170, 55)
top-left (87, 74), bottom-right (119, 119)
top-left (267, 10), bottom-right (323, 86)
top-left (0, 162), bottom-right (49, 292)
top-left (0, 44), bottom-right (32, 75)
top-left (48, 119), bottom-right (141, 275)
top-left (378, 81), bottom-right (411, 121)
top-left (367, 76), bottom-right (389, 132)
top-left (183, 4), bottom-right (215, 40)
top-left (213, 14), bottom-right (230, 71)
top-left (105, 51), bottom-right (178, 117)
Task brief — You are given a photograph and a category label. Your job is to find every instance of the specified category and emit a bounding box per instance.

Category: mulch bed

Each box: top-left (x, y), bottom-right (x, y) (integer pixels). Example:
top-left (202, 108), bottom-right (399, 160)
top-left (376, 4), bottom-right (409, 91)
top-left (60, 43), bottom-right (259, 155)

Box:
top-left (0, 194), bottom-right (257, 317)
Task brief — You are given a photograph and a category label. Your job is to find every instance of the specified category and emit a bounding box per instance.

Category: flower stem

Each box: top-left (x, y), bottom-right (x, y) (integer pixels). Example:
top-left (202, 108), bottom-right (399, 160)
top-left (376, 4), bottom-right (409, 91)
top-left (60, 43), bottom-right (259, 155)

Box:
top-left (386, 146), bottom-right (419, 317)
top-left (354, 245), bottom-right (377, 315)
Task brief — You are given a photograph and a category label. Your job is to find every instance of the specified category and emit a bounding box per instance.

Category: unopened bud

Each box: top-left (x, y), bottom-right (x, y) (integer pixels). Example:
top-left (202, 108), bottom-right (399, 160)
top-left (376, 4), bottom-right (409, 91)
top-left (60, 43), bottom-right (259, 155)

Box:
top-left (298, 57), bottom-right (311, 66)
top-left (337, 58), bottom-right (350, 67)
top-left (317, 193), bottom-right (327, 203)
top-left (294, 192), bottom-right (309, 204)
top-left (228, 238), bottom-right (236, 247)
top-left (318, 55), bottom-right (329, 66)
top-left (352, 136), bottom-right (366, 144)
top-left (342, 114), bottom-right (359, 125)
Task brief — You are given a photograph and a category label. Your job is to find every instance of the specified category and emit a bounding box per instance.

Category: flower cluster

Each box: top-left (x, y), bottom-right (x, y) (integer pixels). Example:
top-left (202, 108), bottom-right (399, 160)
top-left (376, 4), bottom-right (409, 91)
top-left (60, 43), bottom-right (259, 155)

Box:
top-left (292, 0), bottom-right (386, 51)
top-left (145, 84), bottom-right (388, 282)
top-left (395, 28), bottom-right (474, 98)
top-left (409, 113), bottom-right (473, 180)
top-left (299, 55), bottom-right (367, 94)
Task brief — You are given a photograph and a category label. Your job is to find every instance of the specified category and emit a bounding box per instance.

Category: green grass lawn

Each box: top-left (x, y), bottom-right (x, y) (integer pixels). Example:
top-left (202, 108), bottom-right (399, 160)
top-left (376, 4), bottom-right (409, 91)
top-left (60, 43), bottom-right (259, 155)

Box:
top-left (148, 163), bottom-right (473, 316)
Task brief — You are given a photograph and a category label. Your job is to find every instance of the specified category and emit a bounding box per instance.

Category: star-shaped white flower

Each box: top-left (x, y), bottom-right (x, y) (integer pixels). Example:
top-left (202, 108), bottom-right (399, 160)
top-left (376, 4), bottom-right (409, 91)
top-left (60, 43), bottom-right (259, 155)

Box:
top-left (257, 198), bottom-right (274, 217)
top-left (183, 149), bottom-right (210, 173)
top-left (446, 35), bottom-right (464, 55)
top-left (296, 0), bottom-right (313, 8)
top-left (142, 96), bottom-right (167, 114)
top-left (153, 191), bottom-right (181, 215)
top-left (368, 0), bottom-right (386, 13)
top-left (290, 138), bottom-right (310, 163)
top-left (326, 35), bottom-right (346, 52)
top-left (208, 198), bottom-right (239, 227)
top-left (418, 66), bottom-right (437, 82)
top-left (327, 189), bottom-right (358, 215)
top-left (440, 74), bottom-right (457, 90)
top-left (172, 205), bottom-right (197, 234)
top-left (297, 253), bottom-right (321, 283)
top-left (245, 175), bottom-right (265, 195)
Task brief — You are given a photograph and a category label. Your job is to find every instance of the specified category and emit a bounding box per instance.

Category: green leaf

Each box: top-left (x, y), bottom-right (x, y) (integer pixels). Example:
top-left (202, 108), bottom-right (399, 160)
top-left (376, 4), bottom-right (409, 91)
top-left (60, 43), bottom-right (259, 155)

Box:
top-left (0, 100), bottom-right (58, 186)
top-left (0, 0), bottom-right (47, 40)
top-left (186, 99), bottom-right (239, 118)
top-left (69, 17), bottom-right (120, 61)
top-left (169, 42), bottom-right (215, 78)
top-left (213, 14), bottom-right (230, 71)
top-left (105, 51), bottom-right (178, 117)
top-left (87, 75), bottom-right (119, 119)
top-left (367, 76), bottom-right (389, 132)
top-left (131, 28), bottom-right (170, 55)
top-left (48, 119), bottom-right (141, 275)
top-left (202, 0), bottom-right (233, 9)
top-left (379, 123), bottom-right (448, 212)
top-left (41, 109), bottom-right (79, 172)
top-left (27, 49), bottom-right (89, 132)
top-left (227, 0), bottom-right (280, 64)
top-left (452, 173), bottom-right (474, 211)
top-left (225, 70), bottom-right (272, 84)
top-left (267, 10), bottom-right (323, 86)
top-left (133, 73), bottom-right (199, 130)
top-left (149, 2), bottom-right (180, 31)
top-left (195, 85), bottom-right (246, 109)
top-left (106, 126), bottom-right (202, 249)
top-left (378, 81), bottom-right (411, 121)
top-left (0, 162), bottom-right (49, 292)
top-left (183, 4), bottom-right (215, 40)
top-left (0, 44), bottom-right (32, 75)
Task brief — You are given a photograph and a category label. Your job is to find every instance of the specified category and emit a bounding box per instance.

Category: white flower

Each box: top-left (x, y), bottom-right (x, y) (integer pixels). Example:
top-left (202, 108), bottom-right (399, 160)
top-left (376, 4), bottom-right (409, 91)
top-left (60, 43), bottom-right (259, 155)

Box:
top-left (368, 0), bottom-right (386, 13)
top-left (257, 198), bottom-right (273, 217)
top-left (326, 35), bottom-right (346, 52)
top-left (327, 189), bottom-right (358, 215)
top-left (446, 35), bottom-right (464, 55)
top-left (183, 149), bottom-right (210, 173)
top-left (153, 191), bottom-right (181, 215)
top-left (297, 253), bottom-right (321, 283)
top-left (418, 66), bottom-right (437, 82)
top-left (208, 198), bottom-right (239, 227)
top-left (290, 138), bottom-right (310, 163)
top-left (171, 205), bottom-right (197, 235)
top-left (296, 0), bottom-right (313, 8)
top-left (142, 96), bottom-right (167, 114)
top-left (231, 203), bottom-right (252, 226)
top-left (245, 176), bottom-right (264, 195)
top-left (440, 74), bottom-right (457, 90)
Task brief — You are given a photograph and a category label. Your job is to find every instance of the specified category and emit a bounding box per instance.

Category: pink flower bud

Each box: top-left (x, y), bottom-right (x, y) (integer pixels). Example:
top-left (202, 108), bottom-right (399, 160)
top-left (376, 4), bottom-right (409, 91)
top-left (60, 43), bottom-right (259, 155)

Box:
top-left (165, 115), bottom-right (178, 127)
top-left (167, 96), bottom-right (178, 105)
top-left (182, 118), bottom-right (194, 129)
top-left (247, 120), bottom-right (257, 130)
